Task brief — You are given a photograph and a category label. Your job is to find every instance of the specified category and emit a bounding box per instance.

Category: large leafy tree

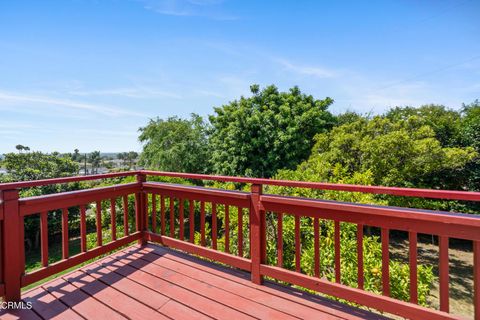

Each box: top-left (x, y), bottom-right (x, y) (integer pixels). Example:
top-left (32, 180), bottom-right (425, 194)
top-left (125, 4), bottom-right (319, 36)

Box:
top-left (385, 104), bottom-right (462, 147)
top-left (1, 151), bottom-right (80, 250)
top-left (138, 113), bottom-right (210, 173)
top-left (3, 151), bottom-right (79, 182)
top-left (461, 100), bottom-right (480, 191)
top-left (88, 151), bottom-right (101, 174)
top-left (301, 116), bottom-right (476, 189)
top-left (208, 85), bottom-right (336, 178)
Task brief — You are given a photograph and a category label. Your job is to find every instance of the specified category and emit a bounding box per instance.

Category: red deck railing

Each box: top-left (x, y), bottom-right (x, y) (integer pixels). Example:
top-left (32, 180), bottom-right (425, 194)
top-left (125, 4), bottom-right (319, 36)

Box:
top-left (1, 170), bottom-right (479, 320)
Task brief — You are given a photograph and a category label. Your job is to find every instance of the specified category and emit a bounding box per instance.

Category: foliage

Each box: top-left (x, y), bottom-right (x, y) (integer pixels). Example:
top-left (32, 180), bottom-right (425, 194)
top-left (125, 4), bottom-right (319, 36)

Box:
top-left (88, 151), bottom-right (101, 174)
top-left (139, 113), bottom-right (210, 173)
top-left (460, 100), bottom-right (480, 191)
top-left (2, 151), bottom-right (79, 182)
top-left (386, 104), bottom-right (462, 147)
top-left (1, 151), bottom-right (81, 250)
top-left (304, 115), bottom-right (476, 190)
top-left (208, 85), bottom-right (336, 178)
top-left (117, 151), bottom-right (139, 169)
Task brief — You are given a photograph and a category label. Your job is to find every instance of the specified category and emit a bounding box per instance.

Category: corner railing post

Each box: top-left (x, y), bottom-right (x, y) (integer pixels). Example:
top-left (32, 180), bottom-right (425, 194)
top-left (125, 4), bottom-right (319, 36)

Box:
top-left (136, 173), bottom-right (147, 246)
top-left (250, 184), bottom-right (265, 285)
top-left (2, 189), bottom-right (22, 301)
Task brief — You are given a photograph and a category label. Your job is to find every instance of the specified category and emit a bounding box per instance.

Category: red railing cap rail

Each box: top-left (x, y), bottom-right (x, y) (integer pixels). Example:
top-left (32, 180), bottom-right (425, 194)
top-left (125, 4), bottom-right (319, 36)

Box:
top-left (1, 169), bottom-right (480, 201)
top-left (0, 171), bottom-right (140, 191)
top-left (143, 170), bottom-right (480, 202)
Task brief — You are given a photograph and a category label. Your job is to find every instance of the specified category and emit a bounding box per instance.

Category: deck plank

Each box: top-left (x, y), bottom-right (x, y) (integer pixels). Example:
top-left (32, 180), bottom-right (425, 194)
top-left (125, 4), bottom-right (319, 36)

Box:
top-left (138, 244), bottom-right (388, 320)
top-left (44, 277), bottom-right (127, 320)
top-left (81, 261), bottom-right (170, 310)
top-left (0, 307), bottom-right (42, 320)
top-left (118, 251), bottom-right (299, 319)
top-left (98, 255), bottom-right (256, 320)
top-left (23, 287), bottom-right (83, 320)
top-left (63, 270), bottom-right (169, 320)
top-left (159, 300), bottom-right (213, 320)
top-left (131, 247), bottom-right (343, 320)
top-left (18, 243), bottom-right (390, 320)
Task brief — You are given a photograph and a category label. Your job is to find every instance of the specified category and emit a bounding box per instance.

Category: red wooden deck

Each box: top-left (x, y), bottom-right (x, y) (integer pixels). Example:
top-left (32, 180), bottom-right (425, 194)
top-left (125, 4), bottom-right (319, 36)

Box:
top-left (1, 243), bottom-right (388, 320)
top-left (1, 170), bottom-right (480, 319)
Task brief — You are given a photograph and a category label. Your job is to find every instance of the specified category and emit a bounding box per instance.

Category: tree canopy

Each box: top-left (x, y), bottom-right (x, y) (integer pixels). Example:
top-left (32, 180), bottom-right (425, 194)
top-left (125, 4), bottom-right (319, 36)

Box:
top-left (208, 85), bottom-right (336, 178)
top-left (2, 151), bottom-right (79, 182)
top-left (138, 113), bottom-right (210, 173)
top-left (277, 115), bottom-right (477, 190)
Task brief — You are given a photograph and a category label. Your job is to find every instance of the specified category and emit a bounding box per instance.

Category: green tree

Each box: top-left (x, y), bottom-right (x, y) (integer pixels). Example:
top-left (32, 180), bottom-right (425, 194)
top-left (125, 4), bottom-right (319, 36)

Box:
top-left (88, 151), bottom-right (101, 174)
top-left (385, 104), bottom-right (462, 147)
top-left (72, 148), bottom-right (81, 162)
top-left (1, 152), bottom-right (80, 250)
top-left (139, 114), bottom-right (210, 173)
top-left (3, 151), bottom-right (79, 182)
top-left (304, 116), bottom-right (476, 189)
top-left (208, 85), bottom-right (336, 178)
top-left (127, 151), bottom-right (138, 169)
top-left (461, 100), bottom-right (480, 191)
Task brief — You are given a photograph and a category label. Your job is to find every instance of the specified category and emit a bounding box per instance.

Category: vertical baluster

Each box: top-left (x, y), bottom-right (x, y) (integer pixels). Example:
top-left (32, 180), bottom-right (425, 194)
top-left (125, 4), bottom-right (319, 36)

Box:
top-left (357, 224), bottom-right (364, 289)
top-left (295, 215), bottom-right (301, 273)
top-left (189, 200), bottom-right (195, 243)
top-left (110, 198), bottom-right (116, 241)
top-left (238, 207), bottom-right (243, 257)
top-left (439, 236), bottom-right (450, 313)
top-left (80, 205), bottom-right (87, 252)
top-left (409, 231), bottom-right (418, 304)
top-left (212, 203), bottom-right (217, 249)
top-left (381, 228), bottom-right (390, 296)
top-left (96, 201), bottom-right (102, 246)
top-left (179, 199), bottom-right (184, 240)
top-left (123, 195), bottom-right (129, 236)
top-left (152, 194), bottom-right (157, 233)
top-left (474, 240), bottom-right (480, 320)
top-left (225, 205), bottom-right (230, 253)
top-left (314, 218), bottom-right (320, 277)
top-left (170, 197), bottom-right (175, 237)
top-left (334, 220), bottom-right (341, 283)
top-left (20, 215), bottom-right (25, 274)
top-left (261, 211), bottom-right (266, 263)
top-left (40, 211), bottom-right (49, 267)
top-left (200, 201), bottom-right (206, 246)
top-left (277, 213), bottom-right (283, 268)
top-left (161, 195), bottom-right (165, 235)
top-left (62, 208), bottom-right (69, 259)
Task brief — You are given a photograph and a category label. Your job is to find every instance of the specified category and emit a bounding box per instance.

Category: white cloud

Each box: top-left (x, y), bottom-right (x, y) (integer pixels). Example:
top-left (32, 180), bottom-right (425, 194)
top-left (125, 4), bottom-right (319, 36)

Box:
top-left (68, 87), bottom-right (182, 99)
top-left (193, 89), bottom-right (224, 98)
top-left (137, 0), bottom-right (237, 20)
top-left (0, 91), bottom-right (147, 117)
top-left (276, 58), bottom-right (337, 78)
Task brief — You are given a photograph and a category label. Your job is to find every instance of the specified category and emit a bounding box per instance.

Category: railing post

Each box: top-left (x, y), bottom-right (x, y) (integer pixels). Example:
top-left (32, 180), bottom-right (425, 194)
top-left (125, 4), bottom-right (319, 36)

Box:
top-left (2, 189), bottom-right (22, 301)
top-left (250, 184), bottom-right (265, 285)
top-left (136, 173), bottom-right (147, 246)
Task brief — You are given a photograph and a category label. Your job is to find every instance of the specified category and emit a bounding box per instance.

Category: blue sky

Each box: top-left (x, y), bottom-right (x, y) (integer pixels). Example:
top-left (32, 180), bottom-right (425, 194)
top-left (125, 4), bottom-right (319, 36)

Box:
top-left (0, 0), bottom-right (479, 153)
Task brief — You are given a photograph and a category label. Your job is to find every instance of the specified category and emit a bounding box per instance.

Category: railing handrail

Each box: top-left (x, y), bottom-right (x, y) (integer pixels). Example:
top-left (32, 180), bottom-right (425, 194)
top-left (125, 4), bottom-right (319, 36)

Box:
top-left (1, 169), bottom-right (480, 201)
top-left (0, 171), bottom-right (140, 191)
top-left (1, 171), bottom-right (479, 319)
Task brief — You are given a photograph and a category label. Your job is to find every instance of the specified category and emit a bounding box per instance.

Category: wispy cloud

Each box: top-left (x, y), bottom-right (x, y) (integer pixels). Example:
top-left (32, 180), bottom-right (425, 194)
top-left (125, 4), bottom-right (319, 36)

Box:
top-left (73, 129), bottom-right (138, 137)
top-left (193, 89), bottom-right (224, 98)
top-left (0, 91), bottom-right (147, 117)
top-left (68, 87), bottom-right (182, 99)
top-left (276, 58), bottom-right (337, 78)
top-left (137, 0), bottom-right (238, 20)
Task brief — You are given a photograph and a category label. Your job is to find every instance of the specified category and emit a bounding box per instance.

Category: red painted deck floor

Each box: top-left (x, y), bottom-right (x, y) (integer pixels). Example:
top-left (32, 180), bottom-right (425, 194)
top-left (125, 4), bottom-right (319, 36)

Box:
top-left (1, 244), bottom-right (390, 320)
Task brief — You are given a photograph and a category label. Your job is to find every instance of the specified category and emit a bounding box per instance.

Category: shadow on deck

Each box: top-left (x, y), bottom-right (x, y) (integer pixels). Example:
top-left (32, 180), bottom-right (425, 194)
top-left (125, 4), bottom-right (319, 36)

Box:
top-left (1, 243), bottom-right (389, 320)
